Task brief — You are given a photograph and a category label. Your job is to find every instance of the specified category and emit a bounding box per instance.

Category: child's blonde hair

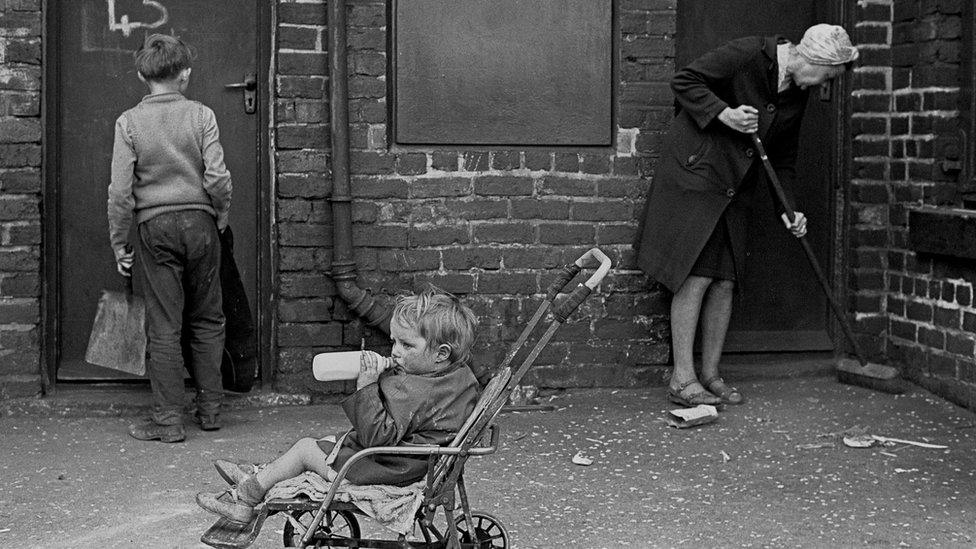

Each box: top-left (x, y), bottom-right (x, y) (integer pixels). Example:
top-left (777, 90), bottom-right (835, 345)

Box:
top-left (392, 286), bottom-right (477, 367)
top-left (134, 34), bottom-right (193, 81)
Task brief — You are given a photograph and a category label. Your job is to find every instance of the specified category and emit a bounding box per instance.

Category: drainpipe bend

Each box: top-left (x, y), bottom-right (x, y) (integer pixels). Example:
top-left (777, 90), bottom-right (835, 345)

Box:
top-left (327, 0), bottom-right (391, 334)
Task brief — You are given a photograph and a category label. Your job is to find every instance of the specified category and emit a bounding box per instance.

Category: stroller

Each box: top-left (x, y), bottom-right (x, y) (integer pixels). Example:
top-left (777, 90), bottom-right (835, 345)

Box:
top-left (201, 248), bottom-right (612, 548)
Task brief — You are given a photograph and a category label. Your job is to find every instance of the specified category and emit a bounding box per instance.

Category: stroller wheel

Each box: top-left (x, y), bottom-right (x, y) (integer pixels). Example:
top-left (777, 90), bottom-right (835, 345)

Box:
top-left (455, 511), bottom-right (509, 548)
top-left (282, 509), bottom-right (360, 547)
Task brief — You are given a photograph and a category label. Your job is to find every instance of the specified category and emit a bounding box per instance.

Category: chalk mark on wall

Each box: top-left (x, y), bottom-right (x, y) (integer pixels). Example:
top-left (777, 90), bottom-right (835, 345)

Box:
top-left (107, 0), bottom-right (169, 37)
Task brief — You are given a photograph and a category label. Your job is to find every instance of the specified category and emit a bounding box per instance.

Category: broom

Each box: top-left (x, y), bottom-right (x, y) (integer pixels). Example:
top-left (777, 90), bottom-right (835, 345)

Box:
top-left (750, 133), bottom-right (904, 394)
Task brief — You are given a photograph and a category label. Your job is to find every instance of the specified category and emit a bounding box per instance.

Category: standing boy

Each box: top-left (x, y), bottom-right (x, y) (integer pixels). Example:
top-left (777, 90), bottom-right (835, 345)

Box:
top-left (196, 287), bottom-right (480, 523)
top-left (108, 34), bottom-right (232, 442)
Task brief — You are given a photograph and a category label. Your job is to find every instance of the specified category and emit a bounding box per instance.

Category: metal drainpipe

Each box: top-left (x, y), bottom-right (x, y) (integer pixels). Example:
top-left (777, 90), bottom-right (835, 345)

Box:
top-left (327, 0), bottom-right (392, 333)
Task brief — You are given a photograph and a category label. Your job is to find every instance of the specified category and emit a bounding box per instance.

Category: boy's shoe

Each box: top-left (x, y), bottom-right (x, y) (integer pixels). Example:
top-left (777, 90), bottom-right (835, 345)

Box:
top-left (214, 459), bottom-right (253, 486)
top-left (194, 413), bottom-right (221, 431)
top-left (128, 420), bottom-right (185, 443)
top-left (196, 490), bottom-right (257, 523)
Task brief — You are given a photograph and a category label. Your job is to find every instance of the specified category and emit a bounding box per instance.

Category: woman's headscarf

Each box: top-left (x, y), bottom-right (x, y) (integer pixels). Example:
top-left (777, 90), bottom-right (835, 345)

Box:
top-left (795, 24), bottom-right (859, 65)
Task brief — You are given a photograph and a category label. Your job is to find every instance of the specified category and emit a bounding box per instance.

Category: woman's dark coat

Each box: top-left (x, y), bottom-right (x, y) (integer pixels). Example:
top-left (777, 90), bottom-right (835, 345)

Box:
top-left (634, 36), bottom-right (810, 292)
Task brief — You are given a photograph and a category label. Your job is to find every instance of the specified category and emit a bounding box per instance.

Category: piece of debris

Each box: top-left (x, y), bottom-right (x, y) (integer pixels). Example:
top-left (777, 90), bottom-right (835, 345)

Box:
top-left (796, 442), bottom-right (835, 450)
top-left (872, 435), bottom-right (947, 449)
top-left (666, 405), bottom-right (719, 429)
top-left (571, 451), bottom-right (594, 466)
top-left (879, 451), bottom-right (898, 457)
top-left (894, 468), bottom-right (919, 473)
top-left (720, 450), bottom-right (731, 462)
top-left (0, 528), bottom-right (9, 534)
top-left (843, 435), bottom-right (876, 448)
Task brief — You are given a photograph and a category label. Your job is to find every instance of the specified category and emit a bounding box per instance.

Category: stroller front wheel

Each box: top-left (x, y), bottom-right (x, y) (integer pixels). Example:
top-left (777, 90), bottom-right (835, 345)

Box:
top-left (282, 509), bottom-right (360, 547)
top-left (455, 511), bottom-right (509, 549)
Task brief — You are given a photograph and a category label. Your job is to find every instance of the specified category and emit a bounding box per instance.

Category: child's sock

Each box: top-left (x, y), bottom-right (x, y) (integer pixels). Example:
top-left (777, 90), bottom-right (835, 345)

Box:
top-left (237, 475), bottom-right (266, 506)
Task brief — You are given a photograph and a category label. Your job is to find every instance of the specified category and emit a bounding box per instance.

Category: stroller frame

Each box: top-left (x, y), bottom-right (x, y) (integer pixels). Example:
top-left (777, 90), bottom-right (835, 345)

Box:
top-left (201, 248), bottom-right (612, 549)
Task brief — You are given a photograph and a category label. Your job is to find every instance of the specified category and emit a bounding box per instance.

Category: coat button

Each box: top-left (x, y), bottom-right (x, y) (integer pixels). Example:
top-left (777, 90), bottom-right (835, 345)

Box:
top-left (745, 148), bottom-right (754, 158)
top-left (726, 189), bottom-right (736, 198)
top-left (766, 103), bottom-right (776, 113)
top-left (687, 154), bottom-right (697, 165)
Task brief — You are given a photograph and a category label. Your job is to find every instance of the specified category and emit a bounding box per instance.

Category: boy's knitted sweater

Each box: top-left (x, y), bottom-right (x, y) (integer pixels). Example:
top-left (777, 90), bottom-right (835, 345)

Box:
top-left (107, 92), bottom-right (232, 253)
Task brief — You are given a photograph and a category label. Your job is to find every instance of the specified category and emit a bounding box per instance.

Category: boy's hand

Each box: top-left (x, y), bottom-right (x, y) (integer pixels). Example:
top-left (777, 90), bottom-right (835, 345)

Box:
top-left (357, 350), bottom-right (390, 390)
top-left (114, 246), bottom-right (134, 277)
top-left (781, 211), bottom-right (808, 238)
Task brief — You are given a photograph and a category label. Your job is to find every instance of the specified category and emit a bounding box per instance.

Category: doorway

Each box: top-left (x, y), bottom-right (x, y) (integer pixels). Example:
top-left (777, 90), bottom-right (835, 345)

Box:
top-left (675, 0), bottom-right (850, 352)
top-left (46, 0), bottom-right (270, 382)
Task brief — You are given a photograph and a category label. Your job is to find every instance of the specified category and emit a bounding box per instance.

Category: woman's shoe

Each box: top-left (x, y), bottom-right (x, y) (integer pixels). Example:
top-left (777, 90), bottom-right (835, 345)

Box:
top-left (701, 376), bottom-right (744, 405)
top-left (667, 379), bottom-right (721, 406)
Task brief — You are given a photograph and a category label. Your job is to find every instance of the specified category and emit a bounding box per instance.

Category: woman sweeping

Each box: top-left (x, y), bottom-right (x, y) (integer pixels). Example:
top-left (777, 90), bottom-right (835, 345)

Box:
top-left (634, 24), bottom-right (858, 406)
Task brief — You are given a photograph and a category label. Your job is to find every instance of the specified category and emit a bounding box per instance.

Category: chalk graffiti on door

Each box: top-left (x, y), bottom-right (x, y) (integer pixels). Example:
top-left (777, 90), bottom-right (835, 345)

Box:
top-left (107, 0), bottom-right (169, 37)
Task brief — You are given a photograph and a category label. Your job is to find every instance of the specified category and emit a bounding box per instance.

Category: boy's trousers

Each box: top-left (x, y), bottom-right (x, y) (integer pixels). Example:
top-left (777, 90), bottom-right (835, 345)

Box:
top-left (136, 210), bottom-right (225, 426)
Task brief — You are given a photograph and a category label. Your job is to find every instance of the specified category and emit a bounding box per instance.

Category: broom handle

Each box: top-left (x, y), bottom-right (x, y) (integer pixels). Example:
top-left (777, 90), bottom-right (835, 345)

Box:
top-left (750, 133), bottom-right (868, 367)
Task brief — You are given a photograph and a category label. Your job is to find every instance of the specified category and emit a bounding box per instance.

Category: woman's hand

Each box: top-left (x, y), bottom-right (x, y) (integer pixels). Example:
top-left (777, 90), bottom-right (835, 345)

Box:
top-left (781, 211), bottom-right (808, 238)
top-left (357, 350), bottom-right (390, 390)
top-left (718, 105), bottom-right (759, 134)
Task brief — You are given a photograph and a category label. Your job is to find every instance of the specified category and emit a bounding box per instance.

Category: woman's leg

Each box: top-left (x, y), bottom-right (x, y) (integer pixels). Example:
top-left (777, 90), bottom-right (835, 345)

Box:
top-left (699, 279), bottom-right (735, 381)
top-left (699, 279), bottom-right (744, 403)
top-left (669, 275), bottom-right (714, 390)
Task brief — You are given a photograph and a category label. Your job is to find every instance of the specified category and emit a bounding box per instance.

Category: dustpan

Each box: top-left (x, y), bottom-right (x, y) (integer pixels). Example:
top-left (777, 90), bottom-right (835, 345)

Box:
top-left (84, 278), bottom-right (147, 376)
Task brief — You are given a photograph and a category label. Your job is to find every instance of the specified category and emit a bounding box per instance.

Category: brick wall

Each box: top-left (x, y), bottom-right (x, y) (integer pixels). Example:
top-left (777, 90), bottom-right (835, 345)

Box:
top-left (0, 0), bottom-right (42, 398)
top-left (851, 0), bottom-right (976, 408)
top-left (272, 0), bottom-right (676, 394)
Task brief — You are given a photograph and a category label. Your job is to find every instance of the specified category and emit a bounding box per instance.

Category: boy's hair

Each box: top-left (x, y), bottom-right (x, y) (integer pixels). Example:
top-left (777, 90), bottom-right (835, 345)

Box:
top-left (392, 286), bottom-right (477, 367)
top-left (134, 34), bottom-right (193, 81)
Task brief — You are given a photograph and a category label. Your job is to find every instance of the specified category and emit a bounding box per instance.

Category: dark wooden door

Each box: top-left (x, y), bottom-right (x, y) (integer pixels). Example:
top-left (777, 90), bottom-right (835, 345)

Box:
top-left (676, 0), bottom-right (839, 351)
top-left (53, 0), bottom-right (265, 380)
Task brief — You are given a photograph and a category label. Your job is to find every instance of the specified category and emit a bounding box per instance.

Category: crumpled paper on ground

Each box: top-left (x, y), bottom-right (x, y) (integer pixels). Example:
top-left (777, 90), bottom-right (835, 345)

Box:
top-left (666, 404), bottom-right (719, 429)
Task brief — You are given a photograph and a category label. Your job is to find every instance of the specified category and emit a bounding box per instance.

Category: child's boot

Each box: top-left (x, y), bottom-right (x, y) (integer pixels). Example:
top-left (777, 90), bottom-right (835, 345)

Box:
top-left (196, 475), bottom-right (266, 523)
top-left (213, 459), bottom-right (255, 485)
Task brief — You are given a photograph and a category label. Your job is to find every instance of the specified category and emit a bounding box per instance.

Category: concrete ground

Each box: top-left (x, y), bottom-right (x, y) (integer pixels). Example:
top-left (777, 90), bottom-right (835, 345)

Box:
top-left (1, 372), bottom-right (975, 548)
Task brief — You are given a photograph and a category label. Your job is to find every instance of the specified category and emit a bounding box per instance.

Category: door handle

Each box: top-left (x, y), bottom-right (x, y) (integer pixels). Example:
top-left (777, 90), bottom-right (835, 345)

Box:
top-left (225, 72), bottom-right (257, 114)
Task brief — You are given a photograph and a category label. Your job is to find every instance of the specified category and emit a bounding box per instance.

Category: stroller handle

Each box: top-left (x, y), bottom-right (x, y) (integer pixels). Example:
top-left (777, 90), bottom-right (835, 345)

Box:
top-left (550, 248), bottom-right (612, 323)
top-left (575, 247), bottom-right (612, 290)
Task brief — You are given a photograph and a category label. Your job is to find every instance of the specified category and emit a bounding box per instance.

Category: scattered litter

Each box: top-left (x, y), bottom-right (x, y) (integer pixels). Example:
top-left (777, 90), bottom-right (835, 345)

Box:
top-left (843, 434), bottom-right (948, 450)
top-left (585, 437), bottom-right (604, 445)
top-left (894, 468), bottom-right (919, 474)
top-left (872, 435), bottom-right (947, 449)
top-left (843, 435), bottom-right (876, 448)
top-left (666, 405), bottom-right (719, 429)
top-left (796, 442), bottom-right (835, 450)
top-left (879, 451), bottom-right (898, 458)
top-left (720, 450), bottom-right (731, 462)
top-left (571, 451), bottom-right (594, 466)
top-left (0, 528), bottom-right (9, 534)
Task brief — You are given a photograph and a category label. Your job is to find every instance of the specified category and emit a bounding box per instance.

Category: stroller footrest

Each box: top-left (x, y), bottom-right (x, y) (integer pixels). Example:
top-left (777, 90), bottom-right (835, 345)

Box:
top-left (200, 513), bottom-right (267, 549)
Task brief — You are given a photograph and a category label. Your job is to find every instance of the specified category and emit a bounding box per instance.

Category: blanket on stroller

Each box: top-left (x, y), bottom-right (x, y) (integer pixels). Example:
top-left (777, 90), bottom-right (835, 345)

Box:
top-left (265, 472), bottom-right (425, 535)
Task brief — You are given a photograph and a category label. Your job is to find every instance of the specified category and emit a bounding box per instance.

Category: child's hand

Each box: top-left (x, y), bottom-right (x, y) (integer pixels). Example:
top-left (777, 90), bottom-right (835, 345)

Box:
top-left (781, 211), bottom-right (808, 238)
top-left (357, 350), bottom-right (390, 390)
top-left (114, 246), bottom-right (134, 277)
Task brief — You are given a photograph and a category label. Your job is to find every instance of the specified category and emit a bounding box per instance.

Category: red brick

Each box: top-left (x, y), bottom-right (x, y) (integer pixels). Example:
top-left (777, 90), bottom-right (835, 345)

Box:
top-left (412, 273), bottom-right (475, 294)
top-left (278, 26), bottom-right (319, 50)
top-left (572, 201), bottom-right (632, 221)
top-left (473, 222), bottom-right (534, 244)
top-left (598, 224), bottom-right (637, 244)
top-left (0, 144), bottom-right (40, 168)
top-left (524, 152), bottom-right (552, 171)
top-left (0, 249), bottom-right (38, 271)
top-left (478, 272), bottom-right (538, 294)
top-left (463, 152), bottom-right (489, 171)
top-left (277, 125), bottom-right (329, 149)
top-left (7, 221), bottom-right (40, 245)
top-left (276, 150), bottom-right (329, 173)
top-left (491, 151), bottom-right (520, 171)
top-left (280, 273), bottom-right (336, 298)
top-left (278, 3), bottom-right (327, 25)
top-left (350, 151), bottom-right (395, 174)
top-left (377, 249), bottom-right (440, 271)
top-left (539, 223), bottom-right (594, 245)
top-left (946, 333), bottom-right (975, 357)
top-left (474, 175), bottom-right (533, 196)
top-left (511, 199), bottom-right (570, 220)
top-left (502, 247), bottom-right (570, 269)
top-left (408, 224), bottom-right (470, 246)
top-left (444, 199), bottom-right (507, 220)
top-left (351, 177), bottom-right (408, 199)
top-left (278, 222), bottom-right (330, 247)
top-left (553, 153), bottom-right (580, 172)
top-left (540, 176), bottom-right (596, 197)
top-left (353, 225), bottom-right (408, 247)
top-left (0, 117), bottom-right (39, 144)
top-left (278, 52), bottom-right (328, 75)
top-left (0, 299), bottom-right (38, 323)
top-left (409, 177), bottom-right (470, 198)
top-left (0, 273), bottom-right (38, 297)
top-left (397, 153), bottom-right (427, 175)
top-left (278, 299), bottom-right (333, 322)
top-left (441, 247), bottom-right (503, 270)
top-left (278, 323), bottom-right (343, 346)
top-left (431, 152), bottom-right (459, 171)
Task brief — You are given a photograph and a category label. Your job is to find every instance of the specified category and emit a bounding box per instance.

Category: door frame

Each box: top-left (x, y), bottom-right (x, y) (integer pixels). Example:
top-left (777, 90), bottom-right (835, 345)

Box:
top-left (41, 0), bottom-right (274, 391)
